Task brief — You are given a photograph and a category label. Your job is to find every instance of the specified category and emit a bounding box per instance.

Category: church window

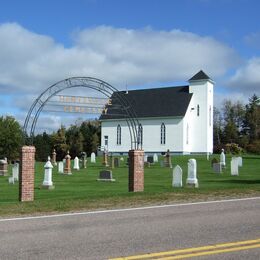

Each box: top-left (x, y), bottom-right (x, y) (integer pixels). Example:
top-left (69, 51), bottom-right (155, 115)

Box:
top-left (117, 125), bottom-right (121, 145)
top-left (161, 123), bottom-right (166, 145)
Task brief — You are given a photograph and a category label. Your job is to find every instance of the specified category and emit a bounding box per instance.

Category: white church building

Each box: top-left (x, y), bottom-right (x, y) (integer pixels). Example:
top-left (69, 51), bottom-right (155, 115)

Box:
top-left (100, 70), bottom-right (214, 154)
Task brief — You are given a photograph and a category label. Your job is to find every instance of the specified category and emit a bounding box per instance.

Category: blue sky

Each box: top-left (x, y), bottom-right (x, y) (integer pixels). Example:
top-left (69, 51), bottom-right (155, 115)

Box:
top-left (0, 0), bottom-right (259, 131)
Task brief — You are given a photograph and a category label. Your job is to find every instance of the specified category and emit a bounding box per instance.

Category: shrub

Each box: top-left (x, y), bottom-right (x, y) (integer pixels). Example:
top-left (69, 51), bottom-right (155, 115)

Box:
top-left (225, 143), bottom-right (243, 155)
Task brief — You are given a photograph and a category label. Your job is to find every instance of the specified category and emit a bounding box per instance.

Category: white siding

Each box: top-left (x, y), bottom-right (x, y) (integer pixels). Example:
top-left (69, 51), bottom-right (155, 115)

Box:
top-left (101, 77), bottom-right (214, 154)
top-left (101, 117), bottom-right (184, 153)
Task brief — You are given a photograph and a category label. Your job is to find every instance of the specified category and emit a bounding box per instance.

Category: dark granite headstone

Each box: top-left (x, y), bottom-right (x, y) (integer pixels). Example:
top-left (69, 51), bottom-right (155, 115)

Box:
top-left (147, 156), bottom-right (154, 164)
top-left (97, 170), bottom-right (115, 181)
top-left (211, 158), bottom-right (219, 167)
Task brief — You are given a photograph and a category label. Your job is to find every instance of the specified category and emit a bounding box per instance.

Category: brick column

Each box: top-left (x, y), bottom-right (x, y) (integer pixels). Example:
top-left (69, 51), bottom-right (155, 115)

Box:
top-left (128, 149), bottom-right (144, 192)
top-left (19, 146), bottom-right (36, 202)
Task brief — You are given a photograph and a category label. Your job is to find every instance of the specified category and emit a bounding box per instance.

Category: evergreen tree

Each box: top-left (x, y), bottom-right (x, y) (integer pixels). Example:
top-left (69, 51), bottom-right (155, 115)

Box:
top-left (243, 94), bottom-right (260, 142)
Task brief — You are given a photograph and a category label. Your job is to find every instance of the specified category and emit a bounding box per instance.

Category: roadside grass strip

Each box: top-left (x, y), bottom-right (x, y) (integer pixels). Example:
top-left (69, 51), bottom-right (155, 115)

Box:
top-left (110, 238), bottom-right (260, 259)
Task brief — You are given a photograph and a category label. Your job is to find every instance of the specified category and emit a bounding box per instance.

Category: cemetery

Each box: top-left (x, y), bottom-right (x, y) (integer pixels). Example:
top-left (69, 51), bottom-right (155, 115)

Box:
top-left (0, 74), bottom-right (259, 217)
top-left (0, 152), bottom-right (259, 216)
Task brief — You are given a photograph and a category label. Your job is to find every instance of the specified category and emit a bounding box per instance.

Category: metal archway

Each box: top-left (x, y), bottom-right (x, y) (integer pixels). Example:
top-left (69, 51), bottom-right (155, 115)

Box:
top-left (23, 77), bottom-right (141, 150)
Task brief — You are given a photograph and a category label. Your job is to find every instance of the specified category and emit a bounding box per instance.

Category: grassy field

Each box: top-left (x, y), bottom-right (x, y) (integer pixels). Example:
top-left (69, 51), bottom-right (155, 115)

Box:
top-left (0, 154), bottom-right (259, 217)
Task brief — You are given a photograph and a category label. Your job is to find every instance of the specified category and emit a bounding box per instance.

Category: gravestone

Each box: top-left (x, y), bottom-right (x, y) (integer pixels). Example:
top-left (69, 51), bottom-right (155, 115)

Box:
top-left (0, 159), bottom-right (8, 176)
top-left (186, 159), bottom-right (198, 188)
top-left (231, 157), bottom-right (239, 176)
top-left (102, 151), bottom-right (109, 167)
top-left (8, 176), bottom-right (14, 184)
top-left (120, 157), bottom-right (124, 161)
top-left (220, 149), bottom-right (226, 168)
top-left (110, 154), bottom-right (114, 169)
top-left (147, 156), bottom-right (154, 164)
top-left (73, 156), bottom-right (80, 170)
top-left (12, 162), bottom-right (19, 181)
top-left (211, 158), bottom-right (219, 167)
top-left (91, 152), bottom-right (96, 163)
top-left (237, 157), bottom-right (243, 167)
top-left (52, 149), bottom-right (57, 166)
top-left (153, 153), bottom-right (158, 163)
top-left (42, 157), bottom-right (54, 189)
top-left (97, 170), bottom-right (115, 182)
top-left (172, 165), bottom-right (183, 187)
top-left (64, 151), bottom-right (72, 175)
top-left (81, 152), bottom-right (87, 169)
top-left (164, 149), bottom-right (172, 168)
top-left (213, 163), bottom-right (222, 174)
top-left (58, 161), bottom-right (64, 174)
top-left (114, 157), bottom-right (119, 168)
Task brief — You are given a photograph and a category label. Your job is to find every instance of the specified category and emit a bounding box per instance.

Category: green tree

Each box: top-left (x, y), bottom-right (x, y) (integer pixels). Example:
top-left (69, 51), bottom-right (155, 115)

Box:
top-left (34, 132), bottom-right (52, 161)
top-left (243, 94), bottom-right (260, 142)
top-left (80, 120), bottom-right (101, 155)
top-left (66, 125), bottom-right (83, 158)
top-left (222, 100), bottom-right (245, 144)
top-left (0, 116), bottom-right (23, 161)
top-left (51, 126), bottom-right (68, 160)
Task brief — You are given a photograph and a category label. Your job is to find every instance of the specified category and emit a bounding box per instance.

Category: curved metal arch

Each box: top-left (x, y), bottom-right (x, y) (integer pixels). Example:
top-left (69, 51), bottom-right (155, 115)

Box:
top-left (23, 77), bottom-right (141, 149)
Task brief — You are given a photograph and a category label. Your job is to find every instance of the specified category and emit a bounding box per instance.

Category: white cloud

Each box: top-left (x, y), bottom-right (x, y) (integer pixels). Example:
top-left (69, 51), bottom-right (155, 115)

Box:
top-left (0, 23), bottom-right (238, 95)
top-left (228, 57), bottom-right (260, 95)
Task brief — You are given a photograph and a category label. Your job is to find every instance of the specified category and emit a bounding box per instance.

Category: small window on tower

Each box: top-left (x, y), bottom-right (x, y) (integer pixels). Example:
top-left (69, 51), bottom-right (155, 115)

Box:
top-left (197, 105), bottom-right (200, 116)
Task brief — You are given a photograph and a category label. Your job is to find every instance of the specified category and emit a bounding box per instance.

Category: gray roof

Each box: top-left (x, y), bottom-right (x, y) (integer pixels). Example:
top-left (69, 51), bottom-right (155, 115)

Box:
top-left (100, 85), bottom-right (192, 120)
top-left (189, 70), bottom-right (211, 81)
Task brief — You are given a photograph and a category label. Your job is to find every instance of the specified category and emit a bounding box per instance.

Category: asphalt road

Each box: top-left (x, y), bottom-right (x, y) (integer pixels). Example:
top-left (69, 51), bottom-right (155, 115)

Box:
top-left (0, 197), bottom-right (259, 260)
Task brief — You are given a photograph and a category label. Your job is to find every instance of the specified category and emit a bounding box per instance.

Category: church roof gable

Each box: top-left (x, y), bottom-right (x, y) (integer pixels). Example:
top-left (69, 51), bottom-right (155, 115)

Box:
top-left (100, 85), bottom-right (192, 120)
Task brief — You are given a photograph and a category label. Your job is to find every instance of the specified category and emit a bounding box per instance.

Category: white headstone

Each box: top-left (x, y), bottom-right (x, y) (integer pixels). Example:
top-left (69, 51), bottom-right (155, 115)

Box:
top-left (237, 157), bottom-right (242, 167)
top-left (172, 165), bottom-right (183, 187)
top-left (73, 156), bottom-right (80, 170)
top-left (42, 157), bottom-right (54, 188)
top-left (58, 161), bottom-right (64, 174)
top-left (144, 155), bottom-right (148, 163)
top-left (91, 152), bottom-right (96, 163)
top-left (153, 153), bottom-right (158, 163)
top-left (12, 163), bottom-right (19, 181)
top-left (231, 157), bottom-right (239, 176)
top-left (120, 157), bottom-right (124, 161)
top-left (220, 149), bottom-right (226, 168)
top-left (8, 177), bottom-right (14, 184)
top-left (186, 159), bottom-right (199, 188)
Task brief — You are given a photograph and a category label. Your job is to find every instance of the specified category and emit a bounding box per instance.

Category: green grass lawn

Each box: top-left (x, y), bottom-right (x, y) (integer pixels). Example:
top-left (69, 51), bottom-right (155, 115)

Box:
top-left (0, 154), bottom-right (259, 217)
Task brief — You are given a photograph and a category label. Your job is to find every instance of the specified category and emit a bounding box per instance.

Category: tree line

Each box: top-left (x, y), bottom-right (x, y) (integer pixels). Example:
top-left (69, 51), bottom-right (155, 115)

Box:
top-left (214, 94), bottom-right (260, 154)
top-left (0, 94), bottom-right (259, 161)
top-left (0, 118), bottom-right (100, 161)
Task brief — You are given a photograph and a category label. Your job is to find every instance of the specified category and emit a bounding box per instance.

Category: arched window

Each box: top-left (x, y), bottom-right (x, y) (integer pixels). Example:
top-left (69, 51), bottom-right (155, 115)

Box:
top-left (197, 104), bottom-right (200, 116)
top-left (138, 124), bottom-right (143, 145)
top-left (117, 124), bottom-right (121, 145)
top-left (161, 123), bottom-right (166, 145)
top-left (186, 123), bottom-right (189, 144)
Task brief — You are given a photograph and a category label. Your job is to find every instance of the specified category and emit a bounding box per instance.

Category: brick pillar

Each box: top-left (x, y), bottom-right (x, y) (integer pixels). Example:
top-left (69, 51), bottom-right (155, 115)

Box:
top-left (128, 149), bottom-right (144, 192)
top-left (19, 146), bottom-right (36, 202)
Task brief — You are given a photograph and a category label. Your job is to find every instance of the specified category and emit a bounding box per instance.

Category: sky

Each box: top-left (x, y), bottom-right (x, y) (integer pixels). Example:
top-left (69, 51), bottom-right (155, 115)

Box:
top-left (0, 0), bottom-right (259, 132)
